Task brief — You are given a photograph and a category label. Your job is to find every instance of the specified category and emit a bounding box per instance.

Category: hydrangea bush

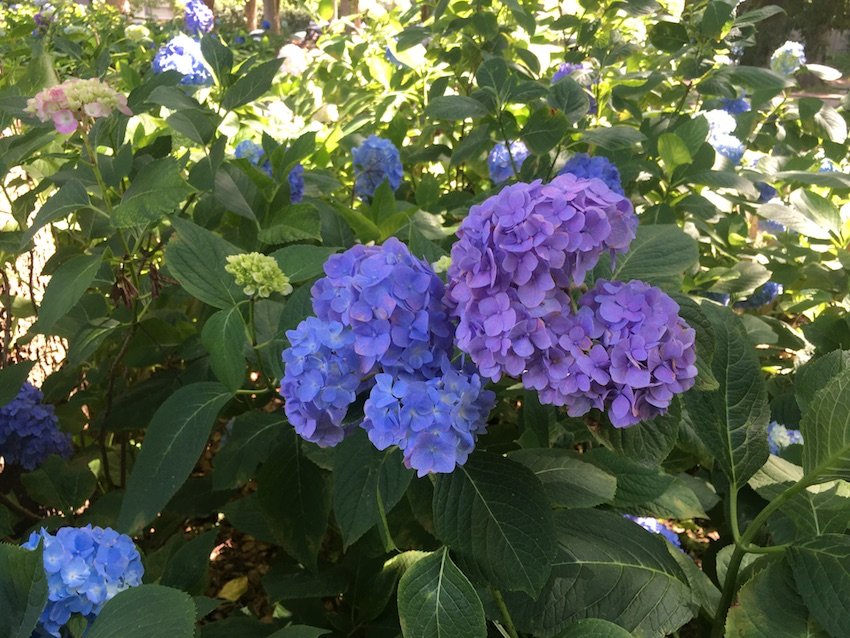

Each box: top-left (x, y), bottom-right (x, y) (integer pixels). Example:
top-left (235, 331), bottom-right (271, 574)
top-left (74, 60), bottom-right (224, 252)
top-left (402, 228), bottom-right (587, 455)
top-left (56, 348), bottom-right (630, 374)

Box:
top-left (1, 1), bottom-right (850, 637)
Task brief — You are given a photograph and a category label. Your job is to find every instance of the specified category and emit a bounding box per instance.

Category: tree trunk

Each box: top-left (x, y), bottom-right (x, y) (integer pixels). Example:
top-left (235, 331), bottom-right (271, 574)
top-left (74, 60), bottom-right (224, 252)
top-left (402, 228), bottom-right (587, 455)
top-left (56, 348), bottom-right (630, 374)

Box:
top-left (262, 0), bottom-right (280, 34)
top-left (246, 0), bottom-right (257, 31)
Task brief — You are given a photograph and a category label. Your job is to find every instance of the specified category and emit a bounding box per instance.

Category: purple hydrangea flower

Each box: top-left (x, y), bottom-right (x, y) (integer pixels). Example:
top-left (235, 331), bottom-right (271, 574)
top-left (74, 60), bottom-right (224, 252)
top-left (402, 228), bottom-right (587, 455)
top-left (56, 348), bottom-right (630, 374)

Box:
top-left (767, 421), bottom-right (804, 455)
top-left (280, 317), bottom-right (364, 447)
top-left (288, 163), bottom-right (305, 203)
top-left (720, 97), bottom-right (751, 115)
top-left (22, 526), bottom-right (144, 637)
top-left (152, 33), bottom-right (211, 86)
top-left (311, 238), bottom-right (453, 377)
top-left (558, 153), bottom-right (625, 195)
top-left (352, 135), bottom-right (403, 199)
top-left (624, 515), bottom-right (683, 549)
top-left (487, 141), bottom-right (530, 184)
top-left (575, 280), bottom-right (698, 427)
top-left (0, 381), bottom-right (71, 471)
top-left (362, 354), bottom-right (495, 476)
top-left (551, 62), bottom-right (584, 83)
top-left (446, 175), bottom-right (636, 383)
top-left (184, 0), bottom-right (214, 36)
top-left (234, 139), bottom-right (305, 203)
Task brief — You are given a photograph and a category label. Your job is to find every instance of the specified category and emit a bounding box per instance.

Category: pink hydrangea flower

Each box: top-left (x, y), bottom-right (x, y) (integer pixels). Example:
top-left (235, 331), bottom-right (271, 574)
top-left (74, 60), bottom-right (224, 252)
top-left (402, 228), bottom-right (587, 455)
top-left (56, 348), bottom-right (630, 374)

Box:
top-left (26, 78), bottom-right (132, 135)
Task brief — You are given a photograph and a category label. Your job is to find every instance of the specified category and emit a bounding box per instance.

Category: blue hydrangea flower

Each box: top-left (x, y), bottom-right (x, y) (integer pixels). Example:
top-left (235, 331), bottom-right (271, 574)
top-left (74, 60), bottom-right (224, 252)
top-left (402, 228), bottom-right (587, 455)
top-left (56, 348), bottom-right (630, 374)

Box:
top-left (0, 382), bottom-right (71, 471)
top-left (624, 515), bottom-right (683, 549)
top-left (280, 317), bottom-right (364, 447)
top-left (446, 176), bottom-right (636, 384)
top-left (152, 33), bottom-right (211, 86)
top-left (352, 135), bottom-right (403, 199)
top-left (819, 158), bottom-right (838, 173)
top-left (233, 35), bottom-right (246, 45)
top-left (720, 97), bottom-right (750, 115)
top-left (22, 526), bottom-right (144, 637)
top-left (184, 0), bottom-right (214, 35)
top-left (770, 41), bottom-right (806, 75)
top-left (738, 281), bottom-right (783, 308)
top-left (702, 109), bottom-right (745, 164)
top-left (362, 354), bottom-right (495, 476)
top-left (558, 153), bottom-right (625, 195)
top-left (311, 238), bottom-right (453, 377)
top-left (234, 139), bottom-right (305, 203)
top-left (768, 421), bottom-right (804, 455)
top-left (552, 62), bottom-right (583, 83)
top-left (756, 182), bottom-right (777, 203)
top-left (261, 18), bottom-right (271, 29)
top-left (487, 141), bottom-right (530, 184)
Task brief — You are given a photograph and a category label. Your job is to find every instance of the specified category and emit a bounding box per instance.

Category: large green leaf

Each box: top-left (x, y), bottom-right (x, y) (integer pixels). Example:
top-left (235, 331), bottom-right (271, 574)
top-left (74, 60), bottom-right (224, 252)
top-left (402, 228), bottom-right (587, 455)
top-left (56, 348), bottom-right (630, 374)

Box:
top-left (113, 157), bottom-right (194, 227)
top-left (788, 535), bottom-right (850, 638)
top-left (801, 368), bottom-right (850, 483)
top-left (332, 430), bottom-right (414, 548)
top-left (425, 96), bottom-right (490, 120)
top-left (221, 59), bottom-right (282, 110)
top-left (556, 619), bottom-right (634, 637)
top-left (505, 509), bottom-right (693, 637)
top-left (23, 180), bottom-right (90, 244)
top-left (397, 549), bottom-right (486, 638)
top-left (257, 431), bottom-right (330, 571)
top-left (757, 203), bottom-right (832, 240)
top-left (0, 542), bottom-right (47, 638)
top-left (432, 452), bottom-right (555, 596)
top-left (596, 400), bottom-right (682, 465)
top-left (213, 412), bottom-right (286, 490)
top-left (795, 350), bottom-right (850, 416)
top-left (35, 253), bottom-right (102, 334)
top-left (271, 245), bottom-right (338, 284)
top-left (508, 448), bottom-right (616, 508)
top-left (521, 108), bottom-right (570, 154)
top-left (86, 585), bottom-right (196, 638)
top-left (582, 126), bottom-right (646, 150)
top-left (547, 78), bottom-right (590, 123)
top-left (606, 225), bottom-right (698, 287)
top-left (160, 530), bottom-right (219, 596)
top-left (201, 306), bottom-right (247, 392)
top-left (0, 361), bottom-right (34, 408)
top-left (117, 382), bottom-right (232, 534)
top-left (21, 456), bottom-right (96, 512)
top-left (259, 204), bottom-right (323, 245)
top-left (726, 561), bottom-right (829, 638)
top-left (684, 304), bottom-right (770, 487)
top-left (165, 217), bottom-right (243, 309)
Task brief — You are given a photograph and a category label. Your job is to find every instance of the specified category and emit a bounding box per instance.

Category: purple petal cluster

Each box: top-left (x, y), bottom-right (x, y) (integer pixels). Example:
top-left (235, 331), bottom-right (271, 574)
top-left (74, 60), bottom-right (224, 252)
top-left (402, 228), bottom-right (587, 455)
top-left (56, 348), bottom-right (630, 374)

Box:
top-left (0, 381), bottom-right (71, 471)
top-left (22, 526), bottom-right (144, 637)
top-left (624, 515), bottom-right (683, 549)
top-left (446, 175), bottom-right (636, 382)
top-left (487, 141), bottom-right (530, 184)
top-left (184, 0), bottom-right (214, 36)
top-left (558, 153), bottom-right (624, 195)
top-left (551, 62), bottom-right (584, 83)
top-left (233, 139), bottom-right (304, 203)
top-left (362, 355), bottom-right (495, 477)
top-left (352, 135), bottom-right (403, 199)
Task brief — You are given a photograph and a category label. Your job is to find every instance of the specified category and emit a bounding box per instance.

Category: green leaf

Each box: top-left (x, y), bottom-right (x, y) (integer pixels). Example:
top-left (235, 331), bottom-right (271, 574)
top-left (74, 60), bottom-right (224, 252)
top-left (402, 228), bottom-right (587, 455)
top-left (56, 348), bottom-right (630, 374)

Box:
top-left (475, 58), bottom-right (512, 99)
top-left (222, 59), bottom-right (282, 110)
top-left (684, 304), bottom-right (770, 487)
top-left (213, 412), bottom-right (286, 490)
top-left (672, 295), bottom-right (718, 391)
top-left (397, 548), bottom-right (486, 638)
top-left (582, 125), bottom-right (646, 150)
top-left (0, 542), bottom-right (47, 638)
top-left (795, 350), bottom-right (850, 415)
top-left (117, 382), bottom-right (232, 534)
top-left (547, 78), bottom-right (590, 123)
top-left (271, 246), bottom-right (337, 284)
top-left (35, 253), bottom-right (102, 334)
top-left (700, 1), bottom-right (733, 38)
top-left (113, 158), bottom-right (194, 228)
top-left (160, 530), bottom-right (219, 595)
top-left (432, 452), bottom-right (555, 595)
top-left (328, 205), bottom-right (381, 243)
top-left (266, 627), bottom-right (331, 638)
top-left (726, 561), bottom-right (828, 638)
top-left (201, 34), bottom-right (234, 84)
top-left (166, 217), bottom-right (243, 309)
top-left (813, 105), bottom-right (847, 143)
top-left (508, 448), bottom-right (617, 508)
top-left (506, 509), bottom-right (692, 637)
top-left (658, 133), bottom-right (692, 175)
top-left (425, 96), bottom-right (490, 120)
top-left (257, 431), bottom-right (330, 571)
top-left (0, 361), bottom-right (34, 408)
top-left (801, 368), bottom-right (850, 483)
top-left (788, 535), bottom-right (850, 638)
top-left (690, 170), bottom-right (759, 198)
top-left (649, 21), bottom-right (690, 52)
top-left (332, 430), bottom-right (414, 548)
top-left (726, 66), bottom-right (791, 91)
top-left (604, 224), bottom-right (698, 287)
top-left (733, 5), bottom-right (785, 26)
top-left (201, 306), bottom-right (247, 392)
top-left (757, 202), bottom-right (832, 240)
top-left (597, 399), bottom-right (682, 466)
top-left (87, 585), bottom-right (196, 638)
top-left (521, 108), bottom-right (570, 155)
top-left (21, 456), bottom-right (96, 511)
top-left (166, 109), bottom-right (220, 145)
top-left (259, 204), bottom-right (323, 245)
top-left (556, 619), bottom-right (634, 637)
top-left (790, 190), bottom-right (842, 237)
top-left (23, 180), bottom-right (90, 244)
top-left (214, 165), bottom-right (257, 220)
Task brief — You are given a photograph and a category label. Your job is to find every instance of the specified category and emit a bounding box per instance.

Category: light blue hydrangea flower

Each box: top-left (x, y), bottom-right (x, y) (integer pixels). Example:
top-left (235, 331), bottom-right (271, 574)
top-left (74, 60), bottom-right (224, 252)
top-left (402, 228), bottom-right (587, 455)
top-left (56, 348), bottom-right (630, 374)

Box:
top-left (624, 515), bottom-right (683, 550)
top-left (768, 421), bottom-right (804, 455)
top-left (487, 141), bottom-right (530, 184)
top-left (22, 526), bottom-right (144, 637)
top-left (770, 41), bottom-right (806, 76)
top-left (703, 109), bottom-right (745, 164)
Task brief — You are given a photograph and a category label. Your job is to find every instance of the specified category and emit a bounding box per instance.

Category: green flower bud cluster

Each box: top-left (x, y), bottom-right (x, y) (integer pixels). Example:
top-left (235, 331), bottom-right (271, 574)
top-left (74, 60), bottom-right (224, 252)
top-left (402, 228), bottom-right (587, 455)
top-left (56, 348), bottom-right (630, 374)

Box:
top-left (225, 252), bottom-right (293, 298)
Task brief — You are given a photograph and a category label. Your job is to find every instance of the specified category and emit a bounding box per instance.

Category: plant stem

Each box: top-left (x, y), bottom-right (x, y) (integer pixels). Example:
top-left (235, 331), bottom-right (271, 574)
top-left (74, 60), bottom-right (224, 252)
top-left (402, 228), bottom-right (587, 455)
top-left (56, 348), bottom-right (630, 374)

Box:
top-left (491, 589), bottom-right (519, 638)
top-left (0, 492), bottom-right (39, 522)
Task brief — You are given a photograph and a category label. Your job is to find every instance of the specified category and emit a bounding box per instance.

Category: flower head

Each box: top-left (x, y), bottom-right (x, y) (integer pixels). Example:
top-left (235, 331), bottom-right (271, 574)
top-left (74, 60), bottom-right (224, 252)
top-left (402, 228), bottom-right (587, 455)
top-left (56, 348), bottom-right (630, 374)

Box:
top-left (278, 43), bottom-right (309, 75)
top-left (225, 252), bottom-right (292, 298)
top-left (551, 62), bottom-right (584, 84)
top-left (184, 0), bottom-right (213, 35)
top-left (624, 515), bottom-right (682, 549)
top-left (702, 109), bottom-right (745, 164)
top-left (737, 281), bottom-right (782, 308)
top-left (558, 153), bottom-right (624, 195)
top-left (26, 78), bottom-right (132, 135)
top-left (770, 41), bottom-right (806, 75)
top-left (487, 141), bottom-right (530, 184)
top-left (352, 135), bottom-right (403, 199)
top-left (768, 421), bottom-right (803, 455)
top-left (0, 382), bottom-right (72, 470)
top-left (720, 97), bottom-right (751, 115)
top-left (22, 526), bottom-right (143, 637)
top-left (152, 33), bottom-right (211, 85)
top-left (124, 24), bottom-right (151, 42)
